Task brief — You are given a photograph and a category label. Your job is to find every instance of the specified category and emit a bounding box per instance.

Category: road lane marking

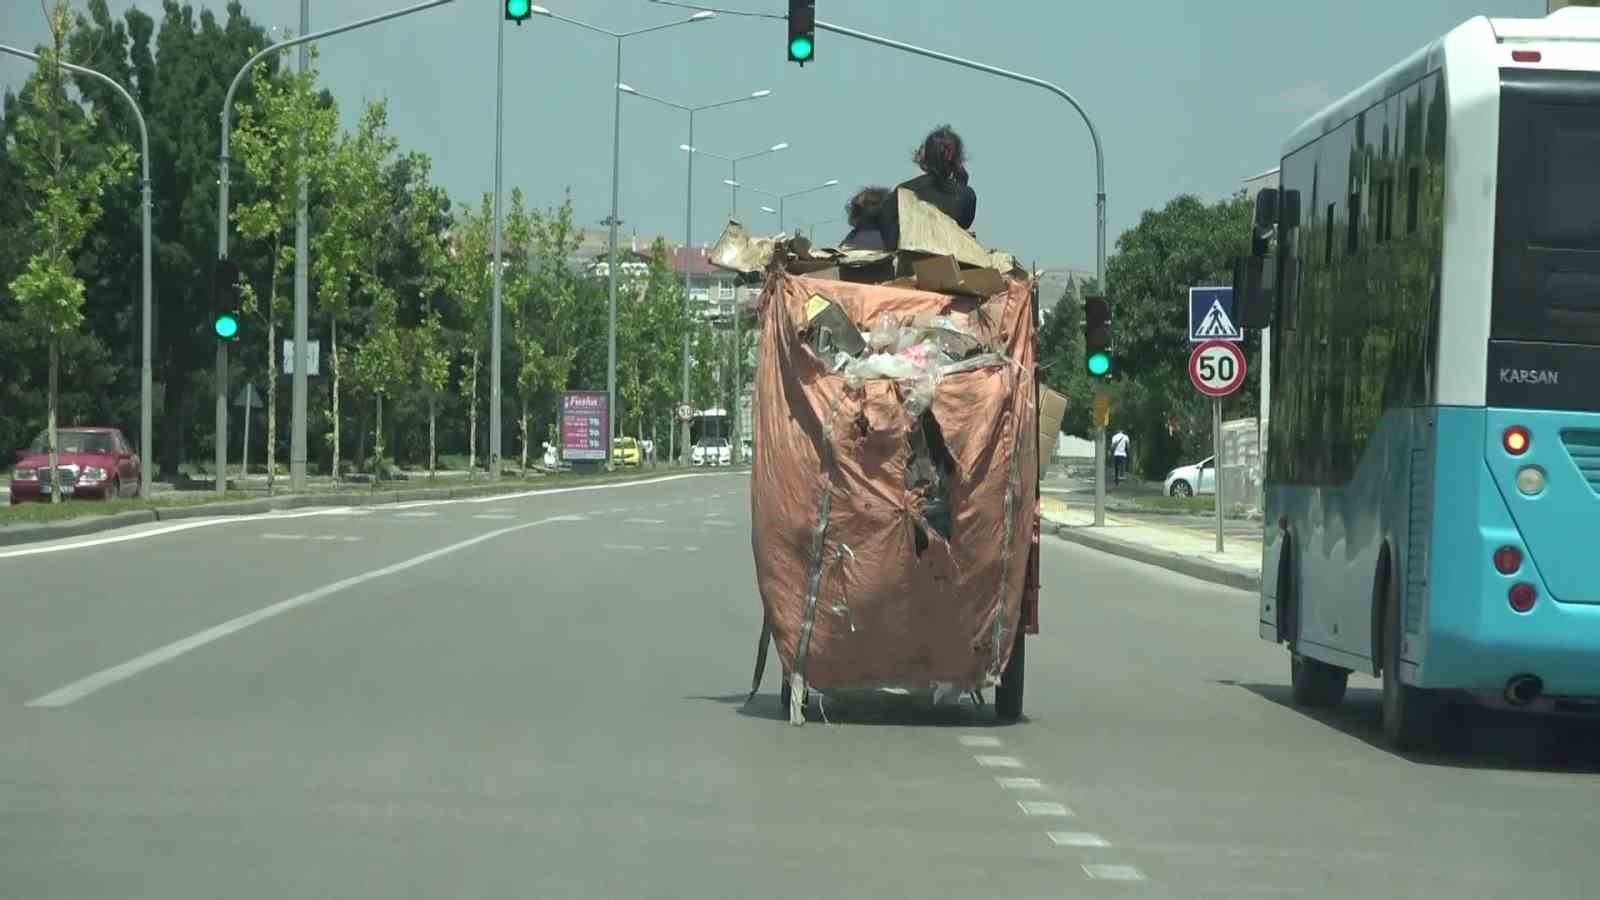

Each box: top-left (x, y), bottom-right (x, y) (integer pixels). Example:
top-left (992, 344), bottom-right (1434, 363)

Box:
top-left (1082, 865), bottom-right (1144, 881)
top-left (604, 544), bottom-right (647, 551)
top-left (994, 777), bottom-right (1044, 790)
top-left (624, 518), bottom-right (666, 525)
top-left (472, 514), bottom-right (516, 520)
top-left (1017, 800), bottom-right (1073, 817)
top-left (0, 508), bottom-right (360, 560)
top-left (958, 735), bottom-right (1003, 747)
top-left (394, 511), bottom-right (438, 518)
top-left (1048, 833), bottom-right (1109, 848)
top-left (703, 520), bottom-right (736, 528)
top-left (974, 755), bottom-right (1023, 769)
top-left (24, 514), bottom-right (586, 708)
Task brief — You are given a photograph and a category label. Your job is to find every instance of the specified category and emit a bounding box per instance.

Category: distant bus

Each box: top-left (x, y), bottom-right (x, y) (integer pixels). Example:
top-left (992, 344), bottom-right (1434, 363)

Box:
top-left (1234, 8), bottom-right (1600, 750)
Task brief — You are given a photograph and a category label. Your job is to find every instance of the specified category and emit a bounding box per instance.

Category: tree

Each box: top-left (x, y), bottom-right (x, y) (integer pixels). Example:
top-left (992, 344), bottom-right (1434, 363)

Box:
top-left (443, 194), bottom-right (494, 475)
top-left (351, 286), bottom-right (408, 469)
top-left (1103, 193), bottom-right (1253, 477)
top-left (312, 100), bottom-right (395, 479)
top-left (232, 51), bottom-right (337, 490)
top-left (400, 154), bottom-right (452, 479)
top-left (1036, 277), bottom-right (1098, 440)
top-left (517, 194), bottom-right (590, 467)
top-left (4, 2), bottom-right (133, 502)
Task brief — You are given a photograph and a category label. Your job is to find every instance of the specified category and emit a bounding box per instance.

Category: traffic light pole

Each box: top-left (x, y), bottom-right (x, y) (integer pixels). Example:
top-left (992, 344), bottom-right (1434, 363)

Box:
top-left (490, 2), bottom-right (505, 481)
top-left (812, 17), bottom-right (1109, 524)
top-left (290, 0), bottom-right (311, 493)
top-left (0, 45), bottom-right (154, 500)
top-left (215, 0), bottom-right (455, 495)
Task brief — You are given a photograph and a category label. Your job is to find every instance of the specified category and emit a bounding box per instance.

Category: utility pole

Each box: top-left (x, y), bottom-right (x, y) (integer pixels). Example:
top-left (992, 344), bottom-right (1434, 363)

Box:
top-left (290, 0), bottom-right (311, 492)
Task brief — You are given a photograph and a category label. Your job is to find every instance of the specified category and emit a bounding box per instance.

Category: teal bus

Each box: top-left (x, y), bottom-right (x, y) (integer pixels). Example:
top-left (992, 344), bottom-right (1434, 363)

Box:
top-left (1234, 7), bottom-right (1600, 750)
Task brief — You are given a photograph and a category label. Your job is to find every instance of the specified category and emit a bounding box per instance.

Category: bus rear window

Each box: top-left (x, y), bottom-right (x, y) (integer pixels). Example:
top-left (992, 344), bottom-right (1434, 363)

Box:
top-left (1533, 115), bottom-right (1600, 250)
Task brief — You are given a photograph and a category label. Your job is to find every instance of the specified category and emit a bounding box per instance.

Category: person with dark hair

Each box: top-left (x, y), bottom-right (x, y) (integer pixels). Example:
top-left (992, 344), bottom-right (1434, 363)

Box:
top-left (879, 125), bottom-right (978, 249)
top-left (839, 186), bottom-right (891, 250)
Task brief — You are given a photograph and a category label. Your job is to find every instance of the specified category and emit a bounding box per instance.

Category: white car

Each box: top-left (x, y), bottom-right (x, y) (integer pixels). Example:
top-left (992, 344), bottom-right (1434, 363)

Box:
top-left (693, 438), bottom-right (731, 467)
top-left (1164, 456), bottom-right (1217, 497)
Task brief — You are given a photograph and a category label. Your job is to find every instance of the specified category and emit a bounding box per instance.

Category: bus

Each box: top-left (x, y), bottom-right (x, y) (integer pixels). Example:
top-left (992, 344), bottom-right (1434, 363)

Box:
top-left (1233, 7), bottom-right (1600, 751)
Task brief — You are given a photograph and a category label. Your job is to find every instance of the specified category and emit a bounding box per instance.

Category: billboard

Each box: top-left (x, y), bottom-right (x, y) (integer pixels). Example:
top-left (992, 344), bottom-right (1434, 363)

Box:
top-left (560, 391), bottom-right (609, 461)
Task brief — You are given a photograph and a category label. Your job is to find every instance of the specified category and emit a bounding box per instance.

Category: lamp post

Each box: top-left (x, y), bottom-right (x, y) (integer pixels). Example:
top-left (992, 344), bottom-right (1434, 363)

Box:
top-left (0, 45), bottom-right (153, 498)
top-left (530, 5), bottom-right (714, 467)
top-left (678, 141), bottom-right (788, 219)
top-left (733, 178), bottom-right (841, 234)
top-left (619, 84), bottom-right (772, 467)
top-left (216, 0), bottom-right (456, 493)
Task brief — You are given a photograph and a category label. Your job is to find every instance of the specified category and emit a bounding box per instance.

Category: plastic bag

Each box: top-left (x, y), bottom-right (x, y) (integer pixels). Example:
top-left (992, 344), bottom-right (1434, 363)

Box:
top-left (842, 352), bottom-right (924, 388)
top-left (869, 313), bottom-right (900, 352)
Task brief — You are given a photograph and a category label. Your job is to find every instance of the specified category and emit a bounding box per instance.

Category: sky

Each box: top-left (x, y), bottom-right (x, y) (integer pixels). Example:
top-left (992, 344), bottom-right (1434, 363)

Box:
top-left (2, 0), bottom-right (1547, 271)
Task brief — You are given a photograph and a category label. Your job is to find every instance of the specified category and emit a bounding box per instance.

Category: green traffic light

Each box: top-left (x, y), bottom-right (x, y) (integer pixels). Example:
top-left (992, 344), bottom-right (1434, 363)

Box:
top-left (214, 313), bottom-right (239, 340)
top-left (1086, 351), bottom-right (1111, 377)
top-left (505, 0), bottom-right (530, 18)
top-left (789, 35), bottom-right (813, 61)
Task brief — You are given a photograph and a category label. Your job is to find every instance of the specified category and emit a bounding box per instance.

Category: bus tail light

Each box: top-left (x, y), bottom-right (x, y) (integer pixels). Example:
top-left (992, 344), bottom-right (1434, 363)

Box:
top-left (1503, 425), bottom-right (1531, 455)
top-left (1512, 50), bottom-right (1542, 63)
top-left (1494, 546), bottom-right (1523, 575)
top-left (1509, 583), bottom-right (1538, 613)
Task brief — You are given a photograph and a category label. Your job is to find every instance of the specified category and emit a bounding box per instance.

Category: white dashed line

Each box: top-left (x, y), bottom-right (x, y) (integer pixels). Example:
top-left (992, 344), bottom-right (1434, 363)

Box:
top-left (1082, 865), bottom-right (1144, 881)
top-left (993, 777), bottom-right (1044, 790)
top-left (974, 755), bottom-right (1024, 769)
top-left (603, 544), bottom-right (647, 551)
top-left (1017, 800), bottom-right (1073, 817)
top-left (958, 735), bottom-right (1003, 748)
top-left (394, 511), bottom-right (438, 518)
top-left (261, 534), bottom-right (303, 540)
top-left (1048, 832), bottom-right (1110, 848)
top-left (473, 514), bottom-right (516, 520)
top-left (624, 518), bottom-right (666, 525)
top-left (703, 520), bottom-right (736, 528)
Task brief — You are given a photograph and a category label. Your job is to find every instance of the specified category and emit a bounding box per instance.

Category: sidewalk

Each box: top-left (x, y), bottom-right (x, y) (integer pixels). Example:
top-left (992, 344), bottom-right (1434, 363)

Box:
top-left (1040, 495), bottom-right (1263, 592)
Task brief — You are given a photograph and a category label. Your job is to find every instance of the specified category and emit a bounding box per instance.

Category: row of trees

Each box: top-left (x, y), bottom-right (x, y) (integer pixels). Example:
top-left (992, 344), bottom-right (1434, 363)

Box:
top-left (1038, 193), bottom-right (1257, 480)
top-left (1, 1), bottom-right (725, 483)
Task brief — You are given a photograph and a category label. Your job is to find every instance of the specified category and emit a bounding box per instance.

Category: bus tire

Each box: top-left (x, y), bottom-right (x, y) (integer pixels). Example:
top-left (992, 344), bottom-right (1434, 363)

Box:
top-left (1291, 652), bottom-right (1349, 707)
top-left (995, 630), bottom-right (1025, 722)
top-left (1380, 572), bottom-right (1448, 752)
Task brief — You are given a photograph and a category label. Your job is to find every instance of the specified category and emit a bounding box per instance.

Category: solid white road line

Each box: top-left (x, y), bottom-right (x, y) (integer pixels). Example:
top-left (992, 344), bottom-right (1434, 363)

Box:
top-left (25, 514), bottom-right (585, 708)
top-left (0, 508), bottom-right (358, 560)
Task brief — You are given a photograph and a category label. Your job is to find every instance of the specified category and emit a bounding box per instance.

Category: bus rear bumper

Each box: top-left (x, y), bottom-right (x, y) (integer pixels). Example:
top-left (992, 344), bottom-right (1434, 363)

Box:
top-left (1422, 600), bottom-right (1600, 700)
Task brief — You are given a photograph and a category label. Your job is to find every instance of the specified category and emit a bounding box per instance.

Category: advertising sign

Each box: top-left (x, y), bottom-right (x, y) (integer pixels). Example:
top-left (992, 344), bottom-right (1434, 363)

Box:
top-left (561, 391), bottom-right (609, 461)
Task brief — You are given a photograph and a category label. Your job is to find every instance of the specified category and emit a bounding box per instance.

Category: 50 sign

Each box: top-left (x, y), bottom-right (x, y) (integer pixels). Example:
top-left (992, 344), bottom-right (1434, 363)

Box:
top-left (1189, 340), bottom-right (1247, 398)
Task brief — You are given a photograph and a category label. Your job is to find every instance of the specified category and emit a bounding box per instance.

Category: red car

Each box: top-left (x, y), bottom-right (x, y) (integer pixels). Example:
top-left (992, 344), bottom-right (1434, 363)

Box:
top-left (9, 427), bottom-right (143, 504)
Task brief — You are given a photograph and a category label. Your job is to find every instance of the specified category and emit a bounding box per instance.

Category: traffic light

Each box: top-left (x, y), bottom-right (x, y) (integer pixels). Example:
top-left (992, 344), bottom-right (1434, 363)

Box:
top-left (213, 259), bottom-right (241, 342)
top-left (1083, 293), bottom-right (1111, 377)
top-left (787, 1), bottom-right (815, 65)
top-left (504, 0), bottom-right (531, 24)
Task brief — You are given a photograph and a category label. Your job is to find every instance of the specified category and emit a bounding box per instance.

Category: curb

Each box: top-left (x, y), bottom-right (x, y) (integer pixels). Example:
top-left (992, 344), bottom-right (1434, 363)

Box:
top-left (1043, 517), bottom-right (1262, 593)
top-left (0, 471), bottom-right (721, 549)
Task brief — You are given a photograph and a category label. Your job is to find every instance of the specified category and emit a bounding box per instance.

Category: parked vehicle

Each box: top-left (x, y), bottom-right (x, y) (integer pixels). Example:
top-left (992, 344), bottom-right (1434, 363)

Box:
top-left (611, 437), bottom-right (642, 467)
top-left (1164, 457), bottom-right (1217, 497)
top-left (9, 427), bottom-right (142, 504)
top-left (693, 437), bottom-right (731, 467)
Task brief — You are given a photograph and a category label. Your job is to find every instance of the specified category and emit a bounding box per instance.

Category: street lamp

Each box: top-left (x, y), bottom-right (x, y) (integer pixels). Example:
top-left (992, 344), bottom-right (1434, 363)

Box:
top-left (729, 178), bottom-right (841, 233)
top-left (679, 141), bottom-right (788, 218)
top-left (0, 45), bottom-right (153, 499)
top-left (531, 5), bottom-right (715, 469)
top-left (620, 84), bottom-right (772, 468)
top-left (216, 0), bottom-right (456, 493)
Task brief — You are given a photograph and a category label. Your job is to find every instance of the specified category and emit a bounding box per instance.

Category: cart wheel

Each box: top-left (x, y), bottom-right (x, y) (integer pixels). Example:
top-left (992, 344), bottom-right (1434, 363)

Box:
top-left (994, 630), bottom-right (1025, 722)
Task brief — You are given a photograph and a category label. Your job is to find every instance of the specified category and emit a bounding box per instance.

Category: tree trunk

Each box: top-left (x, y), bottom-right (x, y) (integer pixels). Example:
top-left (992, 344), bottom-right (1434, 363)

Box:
top-left (331, 318), bottom-right (341, 482)
top-left (519, 396), bottom-right (529, 476)
top-left (375, 394), bottom-right (384, 470)
top-left (266, 314), bottom-right (276, 495)
top-left (428, 395), bottom-right (437, 482)
top-left (467, 349), bottom-right (479, 480)
top-left (47, 340), bottom-right (60, 505)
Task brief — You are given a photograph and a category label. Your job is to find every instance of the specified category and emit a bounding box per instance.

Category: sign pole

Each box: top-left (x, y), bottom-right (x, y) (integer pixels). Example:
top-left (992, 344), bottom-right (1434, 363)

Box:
top-left (1213, 397), bottom-right (1224, 554)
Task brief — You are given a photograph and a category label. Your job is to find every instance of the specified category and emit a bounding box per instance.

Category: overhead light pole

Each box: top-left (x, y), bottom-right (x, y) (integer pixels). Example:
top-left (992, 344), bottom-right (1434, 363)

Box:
top-left (0, 45), bottom-right (153, 498)
top-left (216, 0), bottom-right (456, 494)
top-left (530, 5), bottom-right (714, 467)
top-left (679, 141), bottom-right (788, 219)
top-left (732, 178), bottom-right (840, 234)
top-left (619, 84), bottom-right (772, 467)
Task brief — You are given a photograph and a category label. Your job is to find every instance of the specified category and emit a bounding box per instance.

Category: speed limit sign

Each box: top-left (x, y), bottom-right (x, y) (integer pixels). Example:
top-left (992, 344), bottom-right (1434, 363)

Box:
top-left (1189, 340), bottom-right (1247, 398)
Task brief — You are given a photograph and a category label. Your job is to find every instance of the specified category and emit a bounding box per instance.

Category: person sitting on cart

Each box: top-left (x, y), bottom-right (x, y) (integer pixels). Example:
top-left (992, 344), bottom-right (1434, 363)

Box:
top-left (879, 125), bottom-right (978, 249)
top-left (839, 186), bottom-right (891, 250)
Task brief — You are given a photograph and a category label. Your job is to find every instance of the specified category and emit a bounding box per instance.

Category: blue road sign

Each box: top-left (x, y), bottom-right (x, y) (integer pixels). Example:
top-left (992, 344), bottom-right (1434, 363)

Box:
top-left (1188, 286), bottom-right (1242, 343)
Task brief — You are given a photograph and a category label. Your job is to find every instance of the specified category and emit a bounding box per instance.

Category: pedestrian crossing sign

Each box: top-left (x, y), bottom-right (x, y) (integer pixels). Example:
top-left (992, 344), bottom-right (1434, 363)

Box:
top-left (1188, 286), bottom-right (1243, 343)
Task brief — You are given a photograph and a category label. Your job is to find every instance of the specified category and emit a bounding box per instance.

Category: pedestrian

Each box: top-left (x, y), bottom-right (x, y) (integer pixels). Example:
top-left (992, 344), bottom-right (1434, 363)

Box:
top-left (879, 125), bottom-right (978, 249)
top-left (1110, 427), bottom-right (1130, 486)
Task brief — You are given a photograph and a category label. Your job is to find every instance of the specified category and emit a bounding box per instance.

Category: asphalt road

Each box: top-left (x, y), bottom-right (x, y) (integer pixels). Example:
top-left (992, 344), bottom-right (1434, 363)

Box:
top-left (3, 472), bottom-right (1599, 898)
